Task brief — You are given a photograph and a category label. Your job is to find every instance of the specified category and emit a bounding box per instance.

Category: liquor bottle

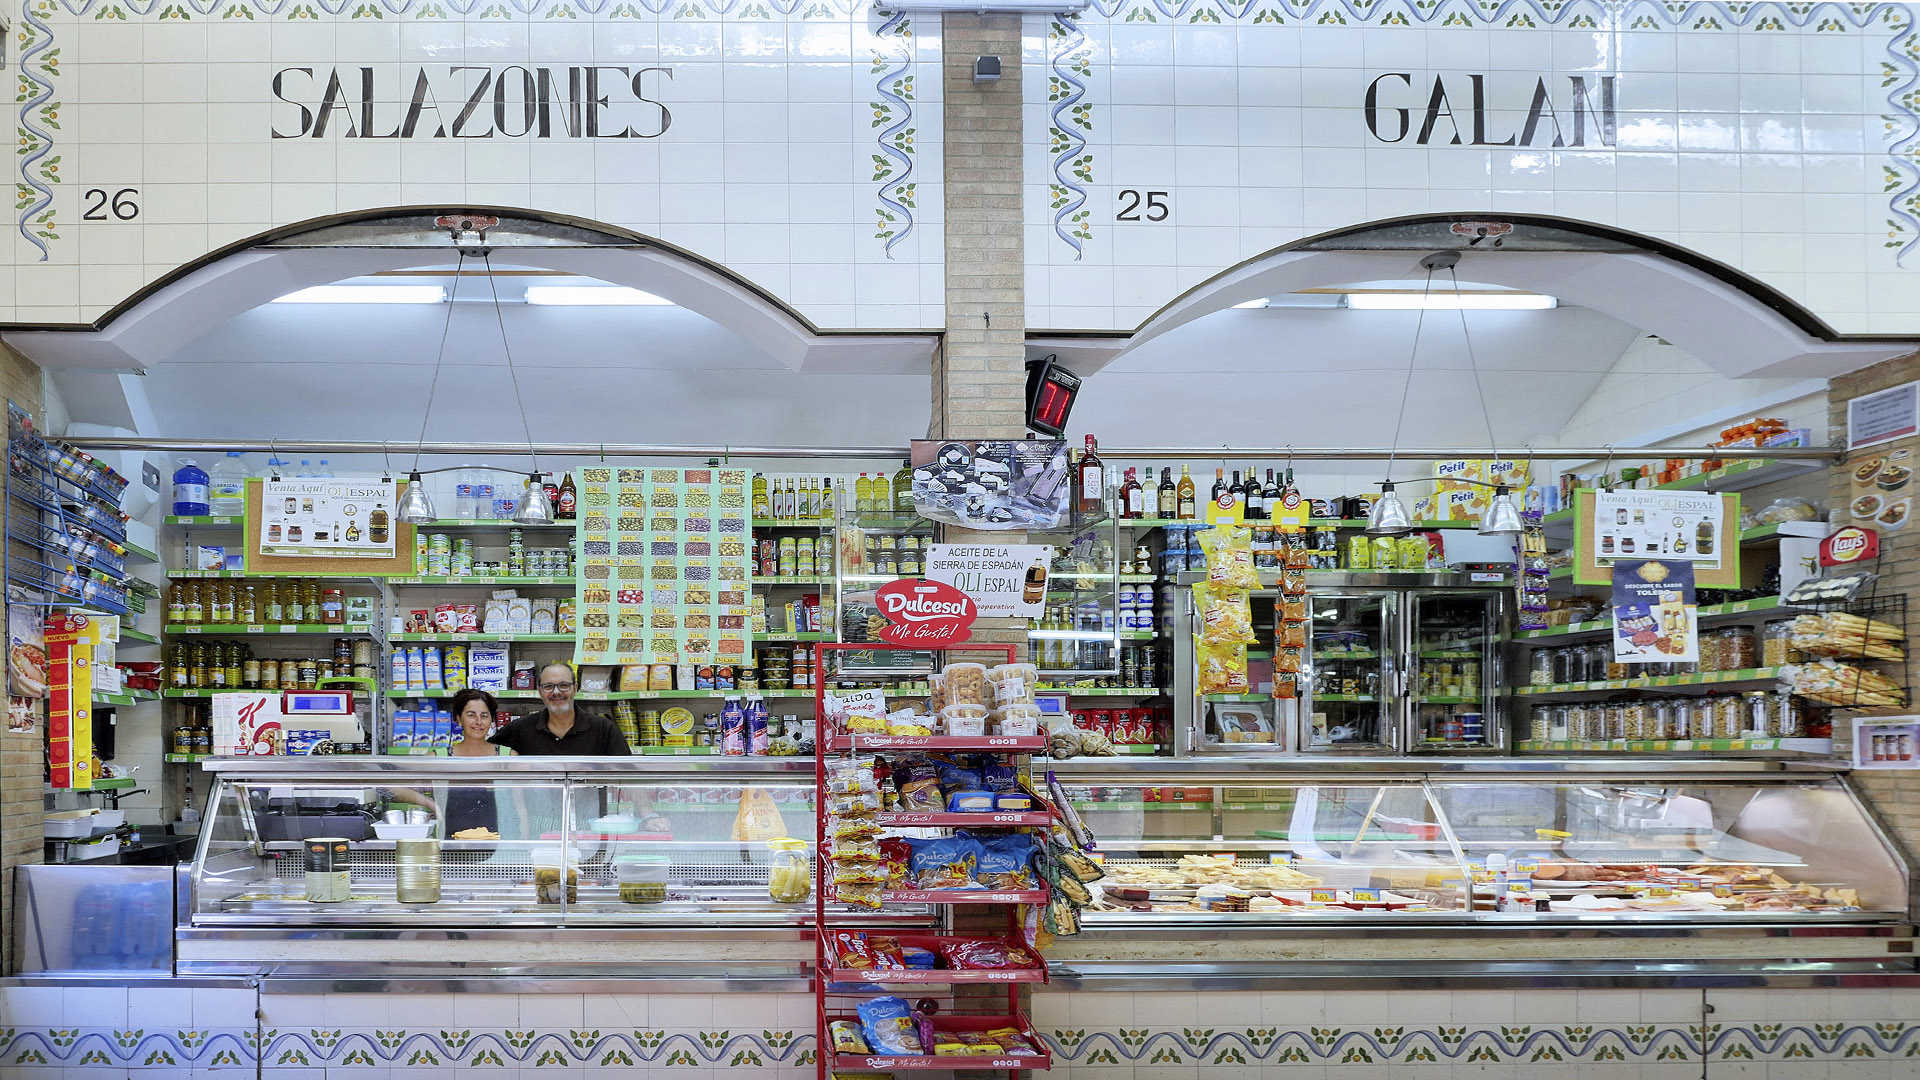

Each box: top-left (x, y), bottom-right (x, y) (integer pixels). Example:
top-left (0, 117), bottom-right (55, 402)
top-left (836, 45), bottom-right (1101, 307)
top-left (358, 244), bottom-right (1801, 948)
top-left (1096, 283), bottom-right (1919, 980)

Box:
top-left (1077, 435), bottom-right (1105, 515)
top-left (1264, 469), bottom-right (1280, 518)
top-left (1210, 467), bottom-right (1226, 507)
top-left (558, 474), bottom-right (577, 519)
top-left (1023, 554), bottom-right (1049, 604)
top-left (821, 477), bottom-right (835, 519)
top-left (1245, 469), bottom-right (1265, 521)
top-left (1229, 470), bottom-right (1245, 514)
top-left (1121, 468), bottom-right (1144, 518)
top-left (1157, 467), bottom-right (1177, 517)
top-left (1177, 466), bottom-right (1197, 520)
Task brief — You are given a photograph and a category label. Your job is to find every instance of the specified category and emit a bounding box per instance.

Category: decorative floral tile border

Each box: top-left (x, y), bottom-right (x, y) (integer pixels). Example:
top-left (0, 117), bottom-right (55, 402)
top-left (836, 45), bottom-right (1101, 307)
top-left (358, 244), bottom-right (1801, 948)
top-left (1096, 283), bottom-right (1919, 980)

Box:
top-left (1040, 0), bottom-right (1920, 266)
top-left (2, 1021), bottom-right (1916, 1069)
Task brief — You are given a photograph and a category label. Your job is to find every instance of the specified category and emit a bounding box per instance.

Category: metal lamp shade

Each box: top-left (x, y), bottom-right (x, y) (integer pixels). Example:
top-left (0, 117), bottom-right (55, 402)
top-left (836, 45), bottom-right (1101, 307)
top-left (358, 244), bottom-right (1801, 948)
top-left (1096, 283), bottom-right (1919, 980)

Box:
top-left (396, 471), bottom-right (436, 525)
top-left (515, 474), bottom-right (555, 526)
top-left (1366, 483), bottom-right (1413, 535)
top-left (1478, 486), bottom-right (1525, 536)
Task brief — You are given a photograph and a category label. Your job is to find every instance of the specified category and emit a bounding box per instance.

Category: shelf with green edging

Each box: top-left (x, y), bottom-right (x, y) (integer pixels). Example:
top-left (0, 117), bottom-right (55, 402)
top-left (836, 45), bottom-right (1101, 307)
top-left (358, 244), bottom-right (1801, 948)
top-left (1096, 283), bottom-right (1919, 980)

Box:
top-left (418, 518), bottom-right (575, 529)
top-left (118, 628), bottom-right (159, 644)
top-left (1318, 649), bottom-right (1378, 660)
top-left (166, 623), bottom-right (371, 636)
top-left (1540, 460), bottom-right (1827, 534)
top-left (164, 753), bottom-right (213, 764)
top-left (1316, 694), bottom-right (1378, 703)
top-left (1043, 686), bottom-right (1167, 696)
top-left (391, 632), bottom-right (572, 643)
top-left (164, 515), bottom-right (241, 527)
top-left (754, 575), bottom-right (832, 586)
top-left (753, 631), bottom-right (830, 642)
top-left (1512, 666), bottom-right (1784, 698)
top-left (751, 518), bottom-right (836, 529)
top-left (388, 689), bottom-right (542, 700)
top-left (122, 540), bottom-right (159, 563)
top-left (1203, 693), bottom-right (1274, 703)
top-left (390, 575), bottom-right (574, 586)
top-left (1514, 596), bottom-right (1784, 642)
top-left (1417, 696), bottom-right (1480, 705)
top-left (94, 690), bottom-right (158, 707)
top-left (1419, 650), bottom-right (1482, 660)
top-left (1517, 737), bottom-right (1833, 755)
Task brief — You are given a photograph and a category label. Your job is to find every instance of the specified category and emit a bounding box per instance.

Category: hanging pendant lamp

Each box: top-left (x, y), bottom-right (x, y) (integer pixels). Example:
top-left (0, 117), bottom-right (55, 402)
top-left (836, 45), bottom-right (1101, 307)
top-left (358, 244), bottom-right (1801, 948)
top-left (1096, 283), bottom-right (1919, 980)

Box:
top-left (397, 470), bottom-right (436, 525)
top-left (1478, 485), bottom-right (1524, 536)
top-left (1366, 481), bottom-right (1413, 535)
top-left (516, 472), bottom-right (555, 525)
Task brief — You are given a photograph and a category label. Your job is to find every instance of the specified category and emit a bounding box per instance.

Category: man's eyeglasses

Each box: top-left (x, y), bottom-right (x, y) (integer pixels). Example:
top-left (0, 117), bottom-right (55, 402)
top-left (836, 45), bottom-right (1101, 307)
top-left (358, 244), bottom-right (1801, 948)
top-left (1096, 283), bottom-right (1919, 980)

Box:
top-left (540, 684), bottom-right (574, 692)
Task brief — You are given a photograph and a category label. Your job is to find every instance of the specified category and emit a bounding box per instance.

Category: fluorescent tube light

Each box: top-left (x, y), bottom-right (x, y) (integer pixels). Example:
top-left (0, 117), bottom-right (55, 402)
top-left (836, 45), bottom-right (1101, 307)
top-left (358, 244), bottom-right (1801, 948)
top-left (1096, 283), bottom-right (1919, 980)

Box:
top-left (272, 286), bottom-right (446, 304)
top-left (1231, 299), bottom-right (1270, 309)
top-left (1344, 292), bottom-right (1557, 311)
top-left (524, 286), bottom-right (673, 306)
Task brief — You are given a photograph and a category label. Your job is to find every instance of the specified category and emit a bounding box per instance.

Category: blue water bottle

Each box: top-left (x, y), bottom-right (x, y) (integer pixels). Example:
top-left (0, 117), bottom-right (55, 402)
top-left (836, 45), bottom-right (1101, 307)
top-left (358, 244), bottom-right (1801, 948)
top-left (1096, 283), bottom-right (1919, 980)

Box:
top-left (171, 458), bottom-right (210, 516)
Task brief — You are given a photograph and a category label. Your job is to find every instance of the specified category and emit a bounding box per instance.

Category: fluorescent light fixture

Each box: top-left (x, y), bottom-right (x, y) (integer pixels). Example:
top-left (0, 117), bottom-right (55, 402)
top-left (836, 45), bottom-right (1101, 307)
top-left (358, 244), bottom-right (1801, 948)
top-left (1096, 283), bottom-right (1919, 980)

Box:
top-left (1232, 298), bottom-right (1270, 309)
top-left (524, 286), bottom-right (673, 306)
top-left (1345, 292), bottom-right (1557, 311)
top-left (272, 285), bottom-right (446, 304)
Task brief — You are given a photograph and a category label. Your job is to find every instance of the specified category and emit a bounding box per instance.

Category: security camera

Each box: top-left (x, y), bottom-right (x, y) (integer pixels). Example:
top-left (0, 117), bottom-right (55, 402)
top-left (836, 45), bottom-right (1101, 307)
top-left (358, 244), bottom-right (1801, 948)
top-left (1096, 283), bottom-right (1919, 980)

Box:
top-left (973, 56), bottom-right (1001, 83)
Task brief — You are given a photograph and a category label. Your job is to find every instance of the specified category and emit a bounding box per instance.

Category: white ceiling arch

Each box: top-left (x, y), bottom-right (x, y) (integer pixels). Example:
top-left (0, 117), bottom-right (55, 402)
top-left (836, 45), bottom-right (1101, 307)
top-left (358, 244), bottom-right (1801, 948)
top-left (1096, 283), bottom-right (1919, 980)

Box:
top-left (4, 208), bottom-right (933, 376)
top-left (1116, 217), bottom-right (1909, 381)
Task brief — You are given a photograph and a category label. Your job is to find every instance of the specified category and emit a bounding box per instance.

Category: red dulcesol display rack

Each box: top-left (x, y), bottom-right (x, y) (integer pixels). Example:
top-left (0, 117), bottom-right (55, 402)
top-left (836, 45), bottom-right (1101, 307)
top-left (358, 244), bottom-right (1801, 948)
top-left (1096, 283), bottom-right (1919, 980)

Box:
top-left (812, 642), bottom-right (1054, 1079)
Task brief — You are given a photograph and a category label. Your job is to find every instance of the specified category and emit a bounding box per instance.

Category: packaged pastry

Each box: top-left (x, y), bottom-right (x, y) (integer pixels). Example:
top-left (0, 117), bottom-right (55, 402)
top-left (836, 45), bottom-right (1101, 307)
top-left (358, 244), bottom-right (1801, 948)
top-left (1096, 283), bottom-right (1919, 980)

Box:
top-left (987, 663), bottom-right (1038, 706)
top-left (830, 1020), bottom-right (871, 1054)
top-left (1199, 525), bottom-right (1259, 589)
top-left (942, 939), bottom-right (1040, 970)
top-left (855, 996), bottom-right (924, 1056)
top-left (887, 709), bottom-right (934, 736)
top-left (939, 703), bottom-right (989, 735)
top-left (990, 703), bottom-right (1042, 736)
top-left (1195, 583), bottom-right (1256, 645)
top-left (974, 834), bottom-right (1037, 889)
top-left (1197, 640), bottom-right (1249, 694)
top-left (906, 835), bottom-right (981, 889)
top-left (940, 663), bottom-right (990, 708)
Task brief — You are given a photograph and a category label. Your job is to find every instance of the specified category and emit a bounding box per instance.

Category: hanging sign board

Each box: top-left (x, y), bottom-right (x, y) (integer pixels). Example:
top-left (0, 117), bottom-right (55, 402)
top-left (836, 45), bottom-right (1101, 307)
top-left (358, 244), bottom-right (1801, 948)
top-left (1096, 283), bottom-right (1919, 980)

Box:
top-left (44, 614), bottom-right (101, 789)
top-left (924, 544), bottom-right (1053, 618)
top-left (1572, 488), bottom-right (1741, 588)
top-left (1852, 716), bottom-right (1920, 770)
top-left (257, 476), bottom-right (398, 558)
top-left (1820, 526), bottom-right (1880, 566)
top-left (1847, 380), bottom-right (1920, 450)
top-left (874, 579), bottom-right (977, 645)
top-left (1610, 560), bottom-right (1697, 664)
top-left (910, 439), bottom-right (1069, 530)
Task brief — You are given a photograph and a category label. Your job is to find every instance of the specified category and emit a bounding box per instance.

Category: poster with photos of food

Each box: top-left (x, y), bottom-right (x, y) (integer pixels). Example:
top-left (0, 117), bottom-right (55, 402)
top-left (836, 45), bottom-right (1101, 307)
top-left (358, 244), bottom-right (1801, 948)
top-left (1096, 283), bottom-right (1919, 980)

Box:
top-left (573, 466), bottom-right (753, 666)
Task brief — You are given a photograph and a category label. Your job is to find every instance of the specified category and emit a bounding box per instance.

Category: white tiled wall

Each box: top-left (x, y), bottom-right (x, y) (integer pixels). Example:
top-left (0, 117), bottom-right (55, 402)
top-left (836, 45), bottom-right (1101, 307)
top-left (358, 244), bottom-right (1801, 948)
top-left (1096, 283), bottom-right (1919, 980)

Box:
top-left (1023, 2), bottom-right (1920, 334)
top-left (4, 984), bottom-right (1917, 1076)
top-left (7, 4), bottom-right (945, 329)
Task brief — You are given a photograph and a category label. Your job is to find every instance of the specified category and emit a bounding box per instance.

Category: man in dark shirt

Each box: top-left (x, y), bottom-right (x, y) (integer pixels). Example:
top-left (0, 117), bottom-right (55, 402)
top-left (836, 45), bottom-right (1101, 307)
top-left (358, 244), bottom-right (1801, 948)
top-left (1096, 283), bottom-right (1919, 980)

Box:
top-left (489, 662), bottom-right (631, 755)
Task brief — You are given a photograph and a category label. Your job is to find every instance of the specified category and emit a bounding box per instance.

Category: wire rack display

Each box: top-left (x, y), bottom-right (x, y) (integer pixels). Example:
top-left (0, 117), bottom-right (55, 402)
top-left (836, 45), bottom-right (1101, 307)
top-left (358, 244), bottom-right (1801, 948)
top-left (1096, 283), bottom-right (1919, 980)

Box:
top-left (1778, 590), bottom-right (1909, 711)
top-left (6, 402), bottom-right (133, 614)
top-left (811, 642), bottom-right (1054, 1079)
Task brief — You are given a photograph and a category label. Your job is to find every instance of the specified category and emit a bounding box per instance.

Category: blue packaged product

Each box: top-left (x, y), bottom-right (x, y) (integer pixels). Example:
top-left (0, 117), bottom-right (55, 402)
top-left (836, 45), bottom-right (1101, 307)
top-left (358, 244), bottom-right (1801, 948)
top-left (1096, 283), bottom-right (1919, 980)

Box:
top-left (974, 834), bottom-right (1038, 890)
top-left (994, 792), bottom-right (1036, 811)
top-left (980, 761), bottom-right (1019, 794)
top-left (906, 835), bottom-right (981, 889)
top-left (391, 710), bottom-right (414, 751)
top-left (934, 757), bottom-right (982, 792)
top-left (434, 709), bottom-right (454, 748)
top-left (945, 790), bottom-right (994, 813)
top-left (899, 945), bottom-right (938, 968)
top-left (855, 996), bottom-right (923, 1056)
top-left (720, 697), bottom-right (746, 756)
top-left (746, 695), bottom-right (769, 755)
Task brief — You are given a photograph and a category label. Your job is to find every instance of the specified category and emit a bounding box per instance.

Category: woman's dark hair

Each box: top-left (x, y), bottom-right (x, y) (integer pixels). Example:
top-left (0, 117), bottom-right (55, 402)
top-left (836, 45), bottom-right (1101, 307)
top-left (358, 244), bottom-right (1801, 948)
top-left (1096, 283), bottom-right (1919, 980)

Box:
top-left (447, 688), bottom-right (500, 725)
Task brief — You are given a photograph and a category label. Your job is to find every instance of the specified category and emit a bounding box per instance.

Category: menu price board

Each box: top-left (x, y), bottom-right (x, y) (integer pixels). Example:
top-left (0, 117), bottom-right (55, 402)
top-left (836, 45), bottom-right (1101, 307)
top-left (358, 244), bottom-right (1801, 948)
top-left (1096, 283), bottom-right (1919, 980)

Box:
top-left (1572, 489), bottom-right (1741, 589)
top-left (574, 466), bottom-right (753, 666)
top-left (257, 477), bottom-right (397, 558)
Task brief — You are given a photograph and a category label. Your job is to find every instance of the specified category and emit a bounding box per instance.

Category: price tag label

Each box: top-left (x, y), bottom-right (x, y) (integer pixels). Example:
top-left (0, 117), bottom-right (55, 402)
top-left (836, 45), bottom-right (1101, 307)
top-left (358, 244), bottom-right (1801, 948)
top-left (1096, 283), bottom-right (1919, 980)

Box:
top-left (1352, 887), bottom-right (1382, 902)
top-left (1512, 861), bottom-right (1539, 875)
top-left (1268, 853), bottom-right (1293, 865)
top-left (1309, 888), bottom-right (1337, 904)
top-left (1507, 879), bottom-right (1534, 896)
top-left (1644, 885), bottom-right (1673, 898)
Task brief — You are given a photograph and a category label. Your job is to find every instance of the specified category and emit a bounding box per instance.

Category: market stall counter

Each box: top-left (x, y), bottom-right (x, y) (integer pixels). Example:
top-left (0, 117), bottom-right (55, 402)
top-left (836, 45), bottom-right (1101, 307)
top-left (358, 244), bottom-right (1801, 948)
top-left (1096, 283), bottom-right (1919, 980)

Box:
top-left (172, 755), bottom-right (1919, 986)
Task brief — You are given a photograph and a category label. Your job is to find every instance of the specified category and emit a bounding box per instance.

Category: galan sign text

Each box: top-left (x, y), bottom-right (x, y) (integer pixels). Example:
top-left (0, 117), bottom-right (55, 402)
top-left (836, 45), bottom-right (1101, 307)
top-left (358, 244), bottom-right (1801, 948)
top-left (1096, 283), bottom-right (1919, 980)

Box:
top-left (874, 580), bottom-right (978, 646)
top-left (271, 65), bottom-right (675, 140)
top-left (1364, 73), bottom-right (1617, 148)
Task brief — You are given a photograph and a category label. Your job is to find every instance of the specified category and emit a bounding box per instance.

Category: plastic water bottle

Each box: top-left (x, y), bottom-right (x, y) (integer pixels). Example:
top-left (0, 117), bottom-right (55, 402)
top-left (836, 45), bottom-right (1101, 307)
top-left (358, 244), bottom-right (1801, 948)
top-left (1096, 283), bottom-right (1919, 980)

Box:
top-left (315, 459), bottom-right (333, 478)
top-left (208, 452), bottom-right (247, 517)
top-left (171, 459), bottom-right (210, 516)
top-left (297, 459), bottom-right (313, 478)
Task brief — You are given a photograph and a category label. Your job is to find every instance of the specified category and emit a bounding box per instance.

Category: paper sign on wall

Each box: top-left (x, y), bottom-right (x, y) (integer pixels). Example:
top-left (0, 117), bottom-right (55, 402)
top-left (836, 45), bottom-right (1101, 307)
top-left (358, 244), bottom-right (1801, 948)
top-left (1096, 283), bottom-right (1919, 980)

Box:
top-left (1592, 489), bottom-right (1724, 566)
top-left (924, 543), bottom-right (1054, 618)
top-left (1846, 448), bottom-right (1911, 533)
top-left (1610, 560), bottom-right (1697, 664)
top-left (1848, 380), bottom-right (1920, 450)
top-left (258, 477), bottom-right (397, 558)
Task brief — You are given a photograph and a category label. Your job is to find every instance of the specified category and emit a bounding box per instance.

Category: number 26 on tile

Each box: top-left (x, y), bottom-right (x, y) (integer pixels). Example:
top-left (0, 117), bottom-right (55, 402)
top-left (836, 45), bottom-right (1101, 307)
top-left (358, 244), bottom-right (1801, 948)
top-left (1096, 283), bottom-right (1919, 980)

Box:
top-left (1116, 189), bottom-right (1169, 222)
top-left (82, 188), bottom-right (140, 222)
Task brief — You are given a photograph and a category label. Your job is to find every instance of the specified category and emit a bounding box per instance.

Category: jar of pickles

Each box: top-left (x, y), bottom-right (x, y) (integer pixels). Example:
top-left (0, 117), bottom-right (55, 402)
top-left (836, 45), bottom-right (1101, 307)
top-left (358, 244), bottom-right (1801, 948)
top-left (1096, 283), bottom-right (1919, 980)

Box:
top-left (1761, 620), bottom-right (1795, 668)
top-left (767, 837), bottom-right (811, 903)
top-left (1710, 695), bottom-right (1743, 739)
top-left (1722, 626), bottom-right (1758, 671)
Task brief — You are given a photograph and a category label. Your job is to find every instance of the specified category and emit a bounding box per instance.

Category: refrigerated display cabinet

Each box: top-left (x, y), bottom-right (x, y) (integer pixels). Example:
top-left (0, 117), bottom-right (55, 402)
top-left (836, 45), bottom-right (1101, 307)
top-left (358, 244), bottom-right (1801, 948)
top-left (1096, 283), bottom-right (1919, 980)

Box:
top-left (176, 757), bottom-right (929, 976)
top-left (1174, 571), bottom-right (1506, 755)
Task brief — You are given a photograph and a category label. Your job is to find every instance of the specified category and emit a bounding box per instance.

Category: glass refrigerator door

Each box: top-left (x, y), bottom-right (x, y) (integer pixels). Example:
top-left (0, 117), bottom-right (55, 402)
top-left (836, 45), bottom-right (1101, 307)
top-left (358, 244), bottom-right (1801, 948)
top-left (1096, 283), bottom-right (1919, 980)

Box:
top-left (1027, 510), bottom-right (1121, 679)
top-left (1409, 591), bottom-right (1503, 751)
top-left (1304, 591), bottom-right (1396, 751)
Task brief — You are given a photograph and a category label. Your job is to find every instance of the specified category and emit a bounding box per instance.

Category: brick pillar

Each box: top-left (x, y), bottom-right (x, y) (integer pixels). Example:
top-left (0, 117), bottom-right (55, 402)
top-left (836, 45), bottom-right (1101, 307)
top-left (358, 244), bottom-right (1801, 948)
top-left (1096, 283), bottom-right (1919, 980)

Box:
top-left (1828, 350), bottom-right (1920, 904)
top-left (938, 16), bottom-right (1034, 1033)
top-left (936, 12), bottom-right (1027, 442)
top-left (1, 342), bottom-right (46, 974)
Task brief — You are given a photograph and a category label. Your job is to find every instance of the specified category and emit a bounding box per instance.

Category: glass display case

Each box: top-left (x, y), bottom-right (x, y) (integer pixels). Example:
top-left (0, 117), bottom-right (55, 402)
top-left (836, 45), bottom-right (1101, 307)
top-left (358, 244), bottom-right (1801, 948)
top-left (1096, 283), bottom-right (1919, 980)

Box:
top-left (1059, 768), bottom-right (1908, 924)
top-left (834, 503), bottom-right (937, 679)
top-left (184, 759), bottom-right (887, 928)
top-left (1027, 510), bottom-right (1122, 680)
